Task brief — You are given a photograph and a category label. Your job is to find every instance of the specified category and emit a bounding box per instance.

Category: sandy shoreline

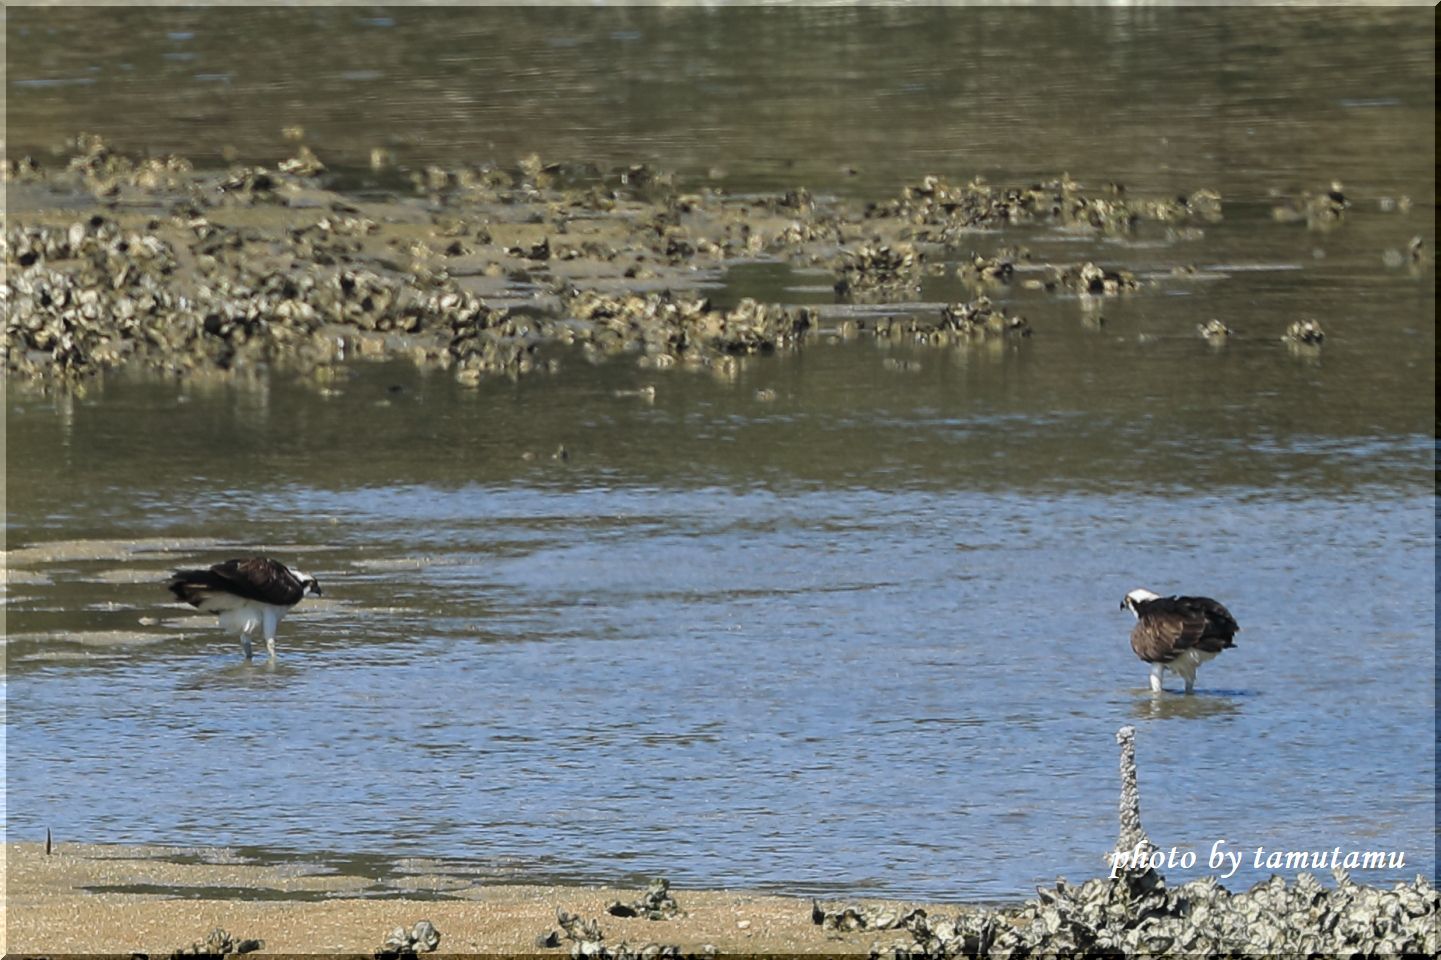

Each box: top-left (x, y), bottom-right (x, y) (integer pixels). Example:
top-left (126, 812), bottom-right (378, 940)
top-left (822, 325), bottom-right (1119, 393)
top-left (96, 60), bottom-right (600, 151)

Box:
top-left (3, 841), bottom-right (951, 956)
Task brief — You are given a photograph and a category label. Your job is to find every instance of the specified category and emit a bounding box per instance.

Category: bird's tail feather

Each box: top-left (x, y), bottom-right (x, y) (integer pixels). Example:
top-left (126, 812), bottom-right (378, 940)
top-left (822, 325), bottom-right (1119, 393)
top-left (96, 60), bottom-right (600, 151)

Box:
top-left (168, 571), bottom-right (241, 611)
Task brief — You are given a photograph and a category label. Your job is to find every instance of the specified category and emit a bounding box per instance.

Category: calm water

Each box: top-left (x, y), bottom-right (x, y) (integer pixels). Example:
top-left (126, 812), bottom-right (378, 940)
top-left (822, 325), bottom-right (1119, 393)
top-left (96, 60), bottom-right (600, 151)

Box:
top-left (4, 5), bottom-right (1436, 901)
top-left (5, 5), bottom-right (1435, 202)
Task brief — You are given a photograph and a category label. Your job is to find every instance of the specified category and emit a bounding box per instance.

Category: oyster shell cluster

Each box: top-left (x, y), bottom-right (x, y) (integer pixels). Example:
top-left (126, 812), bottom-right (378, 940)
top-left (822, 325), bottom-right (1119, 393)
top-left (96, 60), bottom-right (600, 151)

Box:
top-left (1284, 319), bottom-right (1326, 345)
top-left (562, 290), bottom-right (813, 368)
top-left (1042, 260), bottom-right (1141, 296)
top-left (536, 906), bottom-right (711, 959)
top-left (1197, 318), bottom-right (1233, 341)
top-left (376, 919), bottom-right (440, 959)
top-left (955, 247), bottom-right (1029, 289)
top-left (834, 243), bottom-right (924, 299)
top-left (607, 876), bottom-right (683, 920)
top-left (865, 175), bottom-right (1220, 239)
top-left (163, 927), bottom-right (264, 958)
top-left (7, 135), bottom-right (1403, 386)
top-left (855, 867), bottom-right (1438, 959)
top-left (939, 297), bottom-right (1031, 339)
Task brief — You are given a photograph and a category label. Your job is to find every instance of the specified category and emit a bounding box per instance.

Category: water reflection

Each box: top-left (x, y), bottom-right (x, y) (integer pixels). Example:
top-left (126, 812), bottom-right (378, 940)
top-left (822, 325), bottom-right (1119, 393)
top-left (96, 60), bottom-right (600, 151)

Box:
top-left (1129, 693), bottom-right (1246, 723)
top-left (176, 660), bottom-right (301, 689)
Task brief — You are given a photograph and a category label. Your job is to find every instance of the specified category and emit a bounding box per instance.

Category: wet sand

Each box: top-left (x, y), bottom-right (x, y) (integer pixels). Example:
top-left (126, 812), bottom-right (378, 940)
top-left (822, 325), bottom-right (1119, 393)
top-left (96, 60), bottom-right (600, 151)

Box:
top-left (3, 842), bottom-right (951, 956)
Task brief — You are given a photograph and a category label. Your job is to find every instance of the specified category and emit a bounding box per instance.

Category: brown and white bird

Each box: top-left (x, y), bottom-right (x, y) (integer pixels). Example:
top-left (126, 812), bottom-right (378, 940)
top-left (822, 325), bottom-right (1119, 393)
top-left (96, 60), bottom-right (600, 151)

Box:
top-left (1120, 589), bottom-right (1238, 693)
top-left (168, 558), bottom-right (322, 661)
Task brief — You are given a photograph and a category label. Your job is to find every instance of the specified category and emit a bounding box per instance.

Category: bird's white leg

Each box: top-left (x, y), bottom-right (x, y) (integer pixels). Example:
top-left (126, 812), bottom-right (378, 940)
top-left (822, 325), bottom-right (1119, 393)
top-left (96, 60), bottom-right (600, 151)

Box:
top-left (1183, 675), bottom-right (1196, 694)
top-left (1149, 664), bottom-right (1165, 694)
top-left (262, 608), bottom-right (280, 661)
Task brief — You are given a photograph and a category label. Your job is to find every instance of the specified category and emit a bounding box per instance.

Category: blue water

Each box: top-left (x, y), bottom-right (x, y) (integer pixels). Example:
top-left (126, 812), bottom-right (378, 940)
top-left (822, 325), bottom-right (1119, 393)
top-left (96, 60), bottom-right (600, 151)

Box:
top-left (4, 355), bottom-right (1434, 900)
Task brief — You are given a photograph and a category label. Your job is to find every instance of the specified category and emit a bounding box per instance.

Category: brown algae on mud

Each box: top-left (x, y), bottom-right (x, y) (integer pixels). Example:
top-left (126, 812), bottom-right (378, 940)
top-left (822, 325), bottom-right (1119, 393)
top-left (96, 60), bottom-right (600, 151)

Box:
top-left (5, 135), bottom-right (1255, 388)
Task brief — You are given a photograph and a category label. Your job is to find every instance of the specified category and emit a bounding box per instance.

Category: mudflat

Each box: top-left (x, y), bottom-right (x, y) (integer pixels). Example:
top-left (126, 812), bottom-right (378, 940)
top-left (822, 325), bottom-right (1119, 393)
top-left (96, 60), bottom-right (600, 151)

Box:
top-left (3, 842), bottom-right (946, 956)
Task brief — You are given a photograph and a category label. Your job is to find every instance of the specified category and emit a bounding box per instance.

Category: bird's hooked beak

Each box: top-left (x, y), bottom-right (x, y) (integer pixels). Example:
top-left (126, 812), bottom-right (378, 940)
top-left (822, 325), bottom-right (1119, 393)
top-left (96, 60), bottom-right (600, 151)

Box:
top-left (307, 579), bottom-right (323, 598)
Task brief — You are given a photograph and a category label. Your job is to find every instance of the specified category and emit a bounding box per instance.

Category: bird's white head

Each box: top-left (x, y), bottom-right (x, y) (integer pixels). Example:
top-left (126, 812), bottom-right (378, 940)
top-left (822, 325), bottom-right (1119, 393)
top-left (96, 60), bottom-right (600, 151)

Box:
top-left (1121, 588), bottom-right (1160, 616)
top-left (292, 568), bottom-right (323, 598)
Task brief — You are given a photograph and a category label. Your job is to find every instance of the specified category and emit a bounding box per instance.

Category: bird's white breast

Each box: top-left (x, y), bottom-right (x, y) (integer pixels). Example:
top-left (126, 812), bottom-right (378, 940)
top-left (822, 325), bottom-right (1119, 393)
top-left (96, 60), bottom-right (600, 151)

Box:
top-left (217, 601), bottom-right (290, 636)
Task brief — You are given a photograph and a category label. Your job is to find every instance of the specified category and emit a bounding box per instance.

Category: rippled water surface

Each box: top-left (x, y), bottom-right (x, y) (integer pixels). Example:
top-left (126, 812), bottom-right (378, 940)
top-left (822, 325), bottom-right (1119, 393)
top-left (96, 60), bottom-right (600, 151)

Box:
top-left (7, 347), bottom-right (1434, 899)
top-left (4, 5), bottom-right (1436, 901)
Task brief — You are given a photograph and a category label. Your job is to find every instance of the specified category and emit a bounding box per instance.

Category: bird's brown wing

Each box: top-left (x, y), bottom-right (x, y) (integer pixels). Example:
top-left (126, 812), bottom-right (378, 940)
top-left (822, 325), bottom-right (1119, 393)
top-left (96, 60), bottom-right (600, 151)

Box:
top-left (1131, 596), bottom-right (1238, 663)
top-left (1171, 596), bottom-right (1238, 653)
top-left (1131, 614), bottom-right (1193, 664)
top-left (215, 558), bottom-right (304, 606)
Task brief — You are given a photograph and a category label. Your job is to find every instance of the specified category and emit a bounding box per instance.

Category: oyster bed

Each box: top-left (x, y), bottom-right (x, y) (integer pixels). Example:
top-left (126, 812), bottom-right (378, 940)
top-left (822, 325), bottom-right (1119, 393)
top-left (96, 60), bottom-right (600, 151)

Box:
top-left (821, 867), bottom-right (1439, 959)
top-left (5, 134), bottom-right (1255, 386)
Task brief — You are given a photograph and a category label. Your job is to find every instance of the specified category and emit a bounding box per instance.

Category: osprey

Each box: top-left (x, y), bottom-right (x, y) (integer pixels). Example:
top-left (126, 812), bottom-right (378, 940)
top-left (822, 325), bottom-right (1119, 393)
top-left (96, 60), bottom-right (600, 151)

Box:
top-left (168, 557), bottom-right (322, 661)
top-left (1120, 589), bottom-right (1238, 693)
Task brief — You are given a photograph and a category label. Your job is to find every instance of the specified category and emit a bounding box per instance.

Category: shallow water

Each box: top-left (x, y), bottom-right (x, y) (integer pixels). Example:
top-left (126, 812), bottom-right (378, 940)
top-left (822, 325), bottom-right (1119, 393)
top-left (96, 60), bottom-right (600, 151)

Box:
top-left (4, 5), bottom-right (1436, 901)
top-left (6, 342), bottom-right (1434, 900)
